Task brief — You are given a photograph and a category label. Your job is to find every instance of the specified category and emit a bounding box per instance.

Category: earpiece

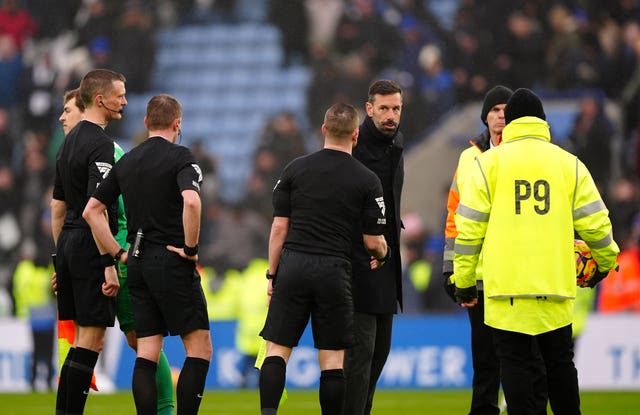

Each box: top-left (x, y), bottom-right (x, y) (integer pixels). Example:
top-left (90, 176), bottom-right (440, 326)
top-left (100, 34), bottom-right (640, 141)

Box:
top-left (99, 99), bottom-right (123, 114)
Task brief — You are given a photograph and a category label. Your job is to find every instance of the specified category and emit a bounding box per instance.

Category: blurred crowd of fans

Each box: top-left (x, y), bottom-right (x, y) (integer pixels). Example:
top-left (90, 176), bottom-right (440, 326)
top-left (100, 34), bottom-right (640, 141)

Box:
top-left (2, 0), bottom-right (640, 321)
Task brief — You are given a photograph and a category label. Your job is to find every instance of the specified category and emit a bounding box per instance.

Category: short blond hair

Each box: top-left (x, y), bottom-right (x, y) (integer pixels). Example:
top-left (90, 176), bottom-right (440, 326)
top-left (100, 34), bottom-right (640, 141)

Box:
top-left (145, 94), bottom-right (182, 130)
top-left (324, 102), bottom-right (359, 139)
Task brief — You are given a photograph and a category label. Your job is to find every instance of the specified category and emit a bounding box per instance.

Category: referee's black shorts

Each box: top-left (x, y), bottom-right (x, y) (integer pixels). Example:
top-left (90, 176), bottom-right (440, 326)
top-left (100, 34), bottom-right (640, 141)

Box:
top-left (56, 228), bottom-right (116, 327)
top-left (260, 249), bottom-right (355, 350)
top-left (127, 242), bottom-right (209, 338)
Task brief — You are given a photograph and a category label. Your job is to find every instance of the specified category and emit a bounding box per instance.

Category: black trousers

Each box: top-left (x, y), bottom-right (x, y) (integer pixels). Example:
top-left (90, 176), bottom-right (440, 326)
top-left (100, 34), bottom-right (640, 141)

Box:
top-left (467, 293), bottom-right (501, 415)
top-left (343, 312), bottom-right (393, 415)
top-left (469, 294), bottom-right (548, 415)
top-left (31, 327), bottom-right (55, 390)
top-left (494, 324), bottom-right (579, 415)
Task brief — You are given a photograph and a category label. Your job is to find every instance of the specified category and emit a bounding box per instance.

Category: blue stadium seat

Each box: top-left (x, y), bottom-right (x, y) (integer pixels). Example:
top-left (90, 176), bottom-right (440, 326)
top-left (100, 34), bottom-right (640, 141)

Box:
top-left (148, 21), bottom-right (309, 203)
top-left (236, 0), bottom-right (268, 22)
top-left (283, 66), bottom-right (312, 88)
top-left (546, 108), bottom-right (576, 145)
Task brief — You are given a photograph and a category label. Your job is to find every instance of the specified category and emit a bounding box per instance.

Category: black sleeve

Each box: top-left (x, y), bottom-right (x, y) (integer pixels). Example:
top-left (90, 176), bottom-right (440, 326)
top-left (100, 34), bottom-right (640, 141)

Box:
top-left (176, 149), bottom-right (202, 193)
top-left (87, 139), bottom-right (115, 198)
top-left (361, 176), bottom-right (386, 235)
top-left (92, 165), bottom-right (121, 207)
top-left (272, 164), bottom-right (292, 218)
top-left (53, 159), bottom-right (65, 201)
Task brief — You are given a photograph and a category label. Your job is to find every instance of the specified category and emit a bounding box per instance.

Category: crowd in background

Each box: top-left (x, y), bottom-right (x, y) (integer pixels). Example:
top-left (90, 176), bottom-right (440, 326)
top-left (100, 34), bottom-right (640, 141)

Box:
top-left (3, 0), bottom-right (640, 337)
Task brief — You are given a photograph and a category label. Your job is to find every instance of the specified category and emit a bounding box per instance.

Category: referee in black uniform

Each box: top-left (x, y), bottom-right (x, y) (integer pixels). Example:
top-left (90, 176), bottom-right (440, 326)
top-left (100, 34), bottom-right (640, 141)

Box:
top-left (258, 102), bottom-right (390, 415)
top-left (51, 68), bottom-right (126, 415)
top-left (83, 94), bottom-right (212, 415)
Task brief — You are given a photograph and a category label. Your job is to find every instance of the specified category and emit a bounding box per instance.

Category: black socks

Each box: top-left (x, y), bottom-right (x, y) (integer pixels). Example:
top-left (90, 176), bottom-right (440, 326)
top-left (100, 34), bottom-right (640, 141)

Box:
top-left (319, 369), bottom-right (345, 415)
top-left (259, 356), bottom-right (287, 414)
top-left (177, 357), bottom-right (210, 415)
top-left (259, 356), bottom-right (346, 415)
top-left (55, 347), bottom-right (75, 414)
top-left (133, 357), bottom-right (158, 415)
top-left (65, 347), bottom-right (99, 415)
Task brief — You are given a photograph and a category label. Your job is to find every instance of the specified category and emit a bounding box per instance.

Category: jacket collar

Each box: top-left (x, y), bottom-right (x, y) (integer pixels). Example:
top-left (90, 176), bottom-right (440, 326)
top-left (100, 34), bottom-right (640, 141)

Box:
top-left (363, 116), bottom-right (398, 146)
top-left (501, 116), bottom-right (551, 143)
top-left (470, 128), bottom-right (491, 152)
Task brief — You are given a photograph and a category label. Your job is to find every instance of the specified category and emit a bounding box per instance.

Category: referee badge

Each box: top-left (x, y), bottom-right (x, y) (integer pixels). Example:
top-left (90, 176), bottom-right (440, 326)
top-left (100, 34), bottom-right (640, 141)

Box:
top-left (375, 196), bottom-right (386, 216)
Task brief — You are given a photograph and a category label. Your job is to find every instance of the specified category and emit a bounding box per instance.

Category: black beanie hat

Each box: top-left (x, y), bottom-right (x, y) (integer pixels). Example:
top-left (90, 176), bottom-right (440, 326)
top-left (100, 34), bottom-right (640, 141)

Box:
top-left (480, 85), bottom-right (513, 125)
top-left (504, 88), bottom-right (546, 124)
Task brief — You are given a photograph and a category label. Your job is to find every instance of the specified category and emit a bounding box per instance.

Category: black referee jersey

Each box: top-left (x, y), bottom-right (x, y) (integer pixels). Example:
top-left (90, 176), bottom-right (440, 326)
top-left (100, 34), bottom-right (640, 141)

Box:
top-left (53, 120), bottom-right (117, 231)
top-left (92, 136), bottom-right (203, 247)
top-left (272, 148), bottom-right (386, 260)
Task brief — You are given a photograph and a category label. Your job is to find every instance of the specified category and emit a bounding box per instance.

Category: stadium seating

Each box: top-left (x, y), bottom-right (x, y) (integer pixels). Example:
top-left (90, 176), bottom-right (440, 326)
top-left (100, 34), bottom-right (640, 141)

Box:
top-left (122, 22), bottom-right (312, 202)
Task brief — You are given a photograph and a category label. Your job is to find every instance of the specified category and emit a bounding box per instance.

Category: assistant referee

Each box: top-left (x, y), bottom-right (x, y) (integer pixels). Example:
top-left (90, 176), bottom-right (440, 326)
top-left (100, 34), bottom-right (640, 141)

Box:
top-left (258, 102), bottom-right (390, 415)
top-left (51, 68), bottom-right (125, 415)
top-left (83, 94), bottom-right (212, 415)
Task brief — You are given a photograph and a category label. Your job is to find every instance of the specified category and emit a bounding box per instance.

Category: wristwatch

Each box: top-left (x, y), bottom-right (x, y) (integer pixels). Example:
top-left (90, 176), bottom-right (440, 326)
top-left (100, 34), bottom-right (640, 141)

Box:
top-left (266, 269), bottom-right (276, 280)
top-left (114, 248), bottom-right (126, 262)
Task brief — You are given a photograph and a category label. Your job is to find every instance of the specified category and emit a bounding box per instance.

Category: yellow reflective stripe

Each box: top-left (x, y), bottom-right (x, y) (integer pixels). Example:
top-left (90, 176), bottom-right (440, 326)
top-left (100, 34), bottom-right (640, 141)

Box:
top-left (454, 242), bottom-right (482, 255)
top-left (456, 203), bottom-right (489, 222)
top-left (573, 199), bottom-right (605, 220)
top-left (475, 157), bottom-right (492, 201)
top-left (586, 233), bottom-right (614, 249)
top-left (451, 177), bottom-right (458, 193)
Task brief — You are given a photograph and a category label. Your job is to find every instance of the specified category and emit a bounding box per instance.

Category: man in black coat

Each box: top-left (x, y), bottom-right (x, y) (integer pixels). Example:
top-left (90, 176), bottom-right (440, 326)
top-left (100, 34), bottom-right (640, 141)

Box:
top-left (344, 79), bottom-right (404, 415)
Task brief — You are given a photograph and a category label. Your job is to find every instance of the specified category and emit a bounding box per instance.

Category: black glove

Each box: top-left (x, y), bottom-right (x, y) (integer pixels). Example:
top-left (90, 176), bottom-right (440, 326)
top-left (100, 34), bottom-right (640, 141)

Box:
top-left (455, 285), bottom-right (478, 305)
top-left (584, 268), bottom-right (610, 288)
top-left (443, 273), bottom-right (456, 303)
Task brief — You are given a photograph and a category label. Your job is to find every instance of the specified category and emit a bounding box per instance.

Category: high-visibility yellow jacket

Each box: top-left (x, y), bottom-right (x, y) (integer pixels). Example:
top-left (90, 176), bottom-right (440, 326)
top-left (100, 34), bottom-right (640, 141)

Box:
top-left (235, 258), bottom-right (269, 356)
top-left (454, 116), bottom-right (619, 335)
top-left (443, 129), bottom-right (492, 283)
top-left (200, 266), bottom-right (241, 321)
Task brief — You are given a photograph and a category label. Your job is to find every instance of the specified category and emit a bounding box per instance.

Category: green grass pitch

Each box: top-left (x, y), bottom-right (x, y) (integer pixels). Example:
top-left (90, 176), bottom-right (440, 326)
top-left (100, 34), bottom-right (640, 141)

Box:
top-left (2, 389), bottom-right (639, 414)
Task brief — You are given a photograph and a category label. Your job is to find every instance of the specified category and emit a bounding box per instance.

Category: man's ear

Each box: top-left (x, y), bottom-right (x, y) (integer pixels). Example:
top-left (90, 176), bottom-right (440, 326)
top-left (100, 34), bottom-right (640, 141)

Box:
top-left (365, 101), bottom-right (373, 117)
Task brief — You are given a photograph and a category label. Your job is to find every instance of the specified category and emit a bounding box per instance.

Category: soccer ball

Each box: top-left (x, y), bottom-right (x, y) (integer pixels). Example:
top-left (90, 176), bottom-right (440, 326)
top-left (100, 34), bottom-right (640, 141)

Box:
top-left (575, 239), bottom-right (597, 287)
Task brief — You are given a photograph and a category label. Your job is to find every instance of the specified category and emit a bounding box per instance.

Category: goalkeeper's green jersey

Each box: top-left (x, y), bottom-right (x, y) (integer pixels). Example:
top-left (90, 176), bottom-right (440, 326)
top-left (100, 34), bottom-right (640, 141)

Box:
top-left (114, 142), bottom-right (128, 249)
